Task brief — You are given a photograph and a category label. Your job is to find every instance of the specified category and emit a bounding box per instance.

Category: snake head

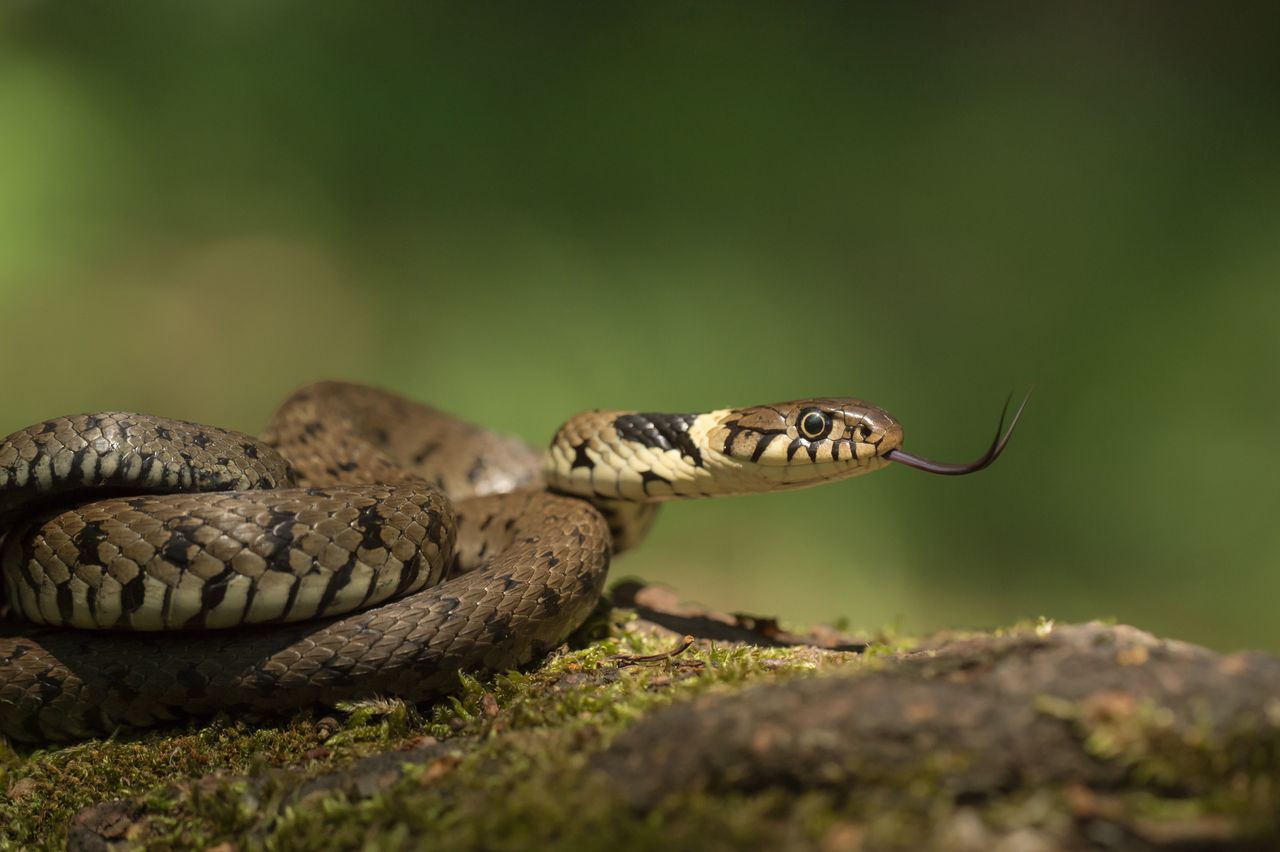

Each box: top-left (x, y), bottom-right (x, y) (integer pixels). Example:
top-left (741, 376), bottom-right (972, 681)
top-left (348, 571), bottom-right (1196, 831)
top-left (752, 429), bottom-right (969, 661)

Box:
top-left (707, 399), bottom-right (905, 486)
top-left (708, 391), bottom-right (1029, 487)
top-left (544, 393), bottom-right (1027, 502)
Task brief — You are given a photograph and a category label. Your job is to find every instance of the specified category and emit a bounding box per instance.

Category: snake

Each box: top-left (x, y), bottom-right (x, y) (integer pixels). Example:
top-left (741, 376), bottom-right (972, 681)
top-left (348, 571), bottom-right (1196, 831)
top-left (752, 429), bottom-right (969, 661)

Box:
top-left (0, 381), bottom-right (1025, 742)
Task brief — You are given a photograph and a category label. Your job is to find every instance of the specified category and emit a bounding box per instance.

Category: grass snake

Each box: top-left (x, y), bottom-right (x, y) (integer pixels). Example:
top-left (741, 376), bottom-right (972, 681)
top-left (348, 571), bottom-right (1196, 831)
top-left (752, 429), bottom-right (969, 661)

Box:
top-left (0, 381), bottom-right (1024, 741)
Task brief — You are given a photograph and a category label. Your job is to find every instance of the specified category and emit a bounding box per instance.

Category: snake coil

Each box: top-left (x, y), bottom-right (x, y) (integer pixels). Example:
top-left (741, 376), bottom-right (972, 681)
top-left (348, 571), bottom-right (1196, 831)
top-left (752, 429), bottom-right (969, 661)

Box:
top-left (0, 381), bottom-right (1024, 741)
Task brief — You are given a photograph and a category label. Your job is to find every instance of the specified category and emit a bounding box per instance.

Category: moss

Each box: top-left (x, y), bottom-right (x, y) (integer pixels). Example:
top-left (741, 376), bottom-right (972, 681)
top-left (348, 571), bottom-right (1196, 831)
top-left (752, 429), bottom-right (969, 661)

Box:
top-left (0, 610), bottom-right (870, 849)
top-left (3, 612), bottom-right (1278, 850)
top-left (1035, 687), bottom-right (1280, 834)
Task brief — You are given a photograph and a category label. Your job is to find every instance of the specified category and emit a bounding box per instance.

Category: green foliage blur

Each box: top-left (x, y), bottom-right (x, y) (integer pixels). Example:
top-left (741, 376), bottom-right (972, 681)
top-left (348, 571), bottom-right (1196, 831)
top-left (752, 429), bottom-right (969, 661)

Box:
top-left (1, 4), bottom-right (1276, 650)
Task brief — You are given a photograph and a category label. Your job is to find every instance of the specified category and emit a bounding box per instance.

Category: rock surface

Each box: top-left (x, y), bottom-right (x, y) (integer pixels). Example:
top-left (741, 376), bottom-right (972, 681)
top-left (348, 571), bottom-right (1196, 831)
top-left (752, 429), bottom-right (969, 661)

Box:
top-left (9, 588), bottom-right (1280, 851)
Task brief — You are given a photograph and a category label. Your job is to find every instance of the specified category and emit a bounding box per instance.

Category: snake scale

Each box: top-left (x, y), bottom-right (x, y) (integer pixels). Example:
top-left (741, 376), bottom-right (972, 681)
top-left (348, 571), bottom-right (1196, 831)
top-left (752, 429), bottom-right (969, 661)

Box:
top-left (0, 381), bottom-right (1024, 742)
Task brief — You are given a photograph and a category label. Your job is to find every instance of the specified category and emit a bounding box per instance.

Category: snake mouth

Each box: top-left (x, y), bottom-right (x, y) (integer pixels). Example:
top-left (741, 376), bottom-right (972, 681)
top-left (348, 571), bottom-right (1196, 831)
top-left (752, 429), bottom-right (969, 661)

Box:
top-left (883, 391), bottom-right (1030, 476)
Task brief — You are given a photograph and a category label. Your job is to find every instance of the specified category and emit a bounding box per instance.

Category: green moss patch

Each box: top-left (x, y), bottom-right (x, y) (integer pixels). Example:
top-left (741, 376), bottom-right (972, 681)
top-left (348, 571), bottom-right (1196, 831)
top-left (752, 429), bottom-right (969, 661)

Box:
top-left (4, 613), bottom-right (1278, 851)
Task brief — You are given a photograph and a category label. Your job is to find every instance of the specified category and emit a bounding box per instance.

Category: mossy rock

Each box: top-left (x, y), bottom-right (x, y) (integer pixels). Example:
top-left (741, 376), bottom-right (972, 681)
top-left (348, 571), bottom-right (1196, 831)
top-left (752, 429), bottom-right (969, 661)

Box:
top-left (3, 587), bottom-right (1278, 851)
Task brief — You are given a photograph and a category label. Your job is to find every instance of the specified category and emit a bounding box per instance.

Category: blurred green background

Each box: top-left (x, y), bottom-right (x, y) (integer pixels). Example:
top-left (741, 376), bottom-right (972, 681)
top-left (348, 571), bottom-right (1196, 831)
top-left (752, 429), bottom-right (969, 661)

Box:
top-left (1, 4), bottom-right (1276, 651)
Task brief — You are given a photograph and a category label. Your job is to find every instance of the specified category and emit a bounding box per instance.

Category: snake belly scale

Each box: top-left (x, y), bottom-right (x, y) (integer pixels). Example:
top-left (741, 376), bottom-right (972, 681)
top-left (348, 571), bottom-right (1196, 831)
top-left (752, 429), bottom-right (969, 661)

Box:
top-left (0, 381), bottom-right (1022, 741)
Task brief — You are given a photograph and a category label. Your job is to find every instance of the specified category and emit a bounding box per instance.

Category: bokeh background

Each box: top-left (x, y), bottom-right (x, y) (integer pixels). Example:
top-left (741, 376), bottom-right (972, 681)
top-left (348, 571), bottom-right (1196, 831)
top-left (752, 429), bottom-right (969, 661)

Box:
top-left (2, 4), bottom-right (1276, 651)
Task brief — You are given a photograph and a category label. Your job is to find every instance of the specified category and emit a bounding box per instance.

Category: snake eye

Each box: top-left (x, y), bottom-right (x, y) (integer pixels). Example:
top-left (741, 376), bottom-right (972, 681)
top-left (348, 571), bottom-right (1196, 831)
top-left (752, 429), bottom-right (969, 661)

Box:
top-left (798, 409), bottom-right (832, 441)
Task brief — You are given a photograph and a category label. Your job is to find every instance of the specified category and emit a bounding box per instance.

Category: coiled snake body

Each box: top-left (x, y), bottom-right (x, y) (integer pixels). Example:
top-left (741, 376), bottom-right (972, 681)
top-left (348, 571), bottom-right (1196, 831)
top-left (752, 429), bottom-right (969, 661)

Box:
top-left (0, 381), bottom-right (1022, 741)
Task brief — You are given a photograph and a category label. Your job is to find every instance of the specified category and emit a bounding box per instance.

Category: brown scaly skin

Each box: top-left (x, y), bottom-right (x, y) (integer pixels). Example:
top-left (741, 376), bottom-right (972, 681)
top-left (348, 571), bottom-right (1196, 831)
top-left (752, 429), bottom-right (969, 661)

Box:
top-left (0, 384), bottom-right (608, 741)
top-left (0, 381), bottom-right (1020, 742)
top-left (0, 491), bottom-right (607, 742)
